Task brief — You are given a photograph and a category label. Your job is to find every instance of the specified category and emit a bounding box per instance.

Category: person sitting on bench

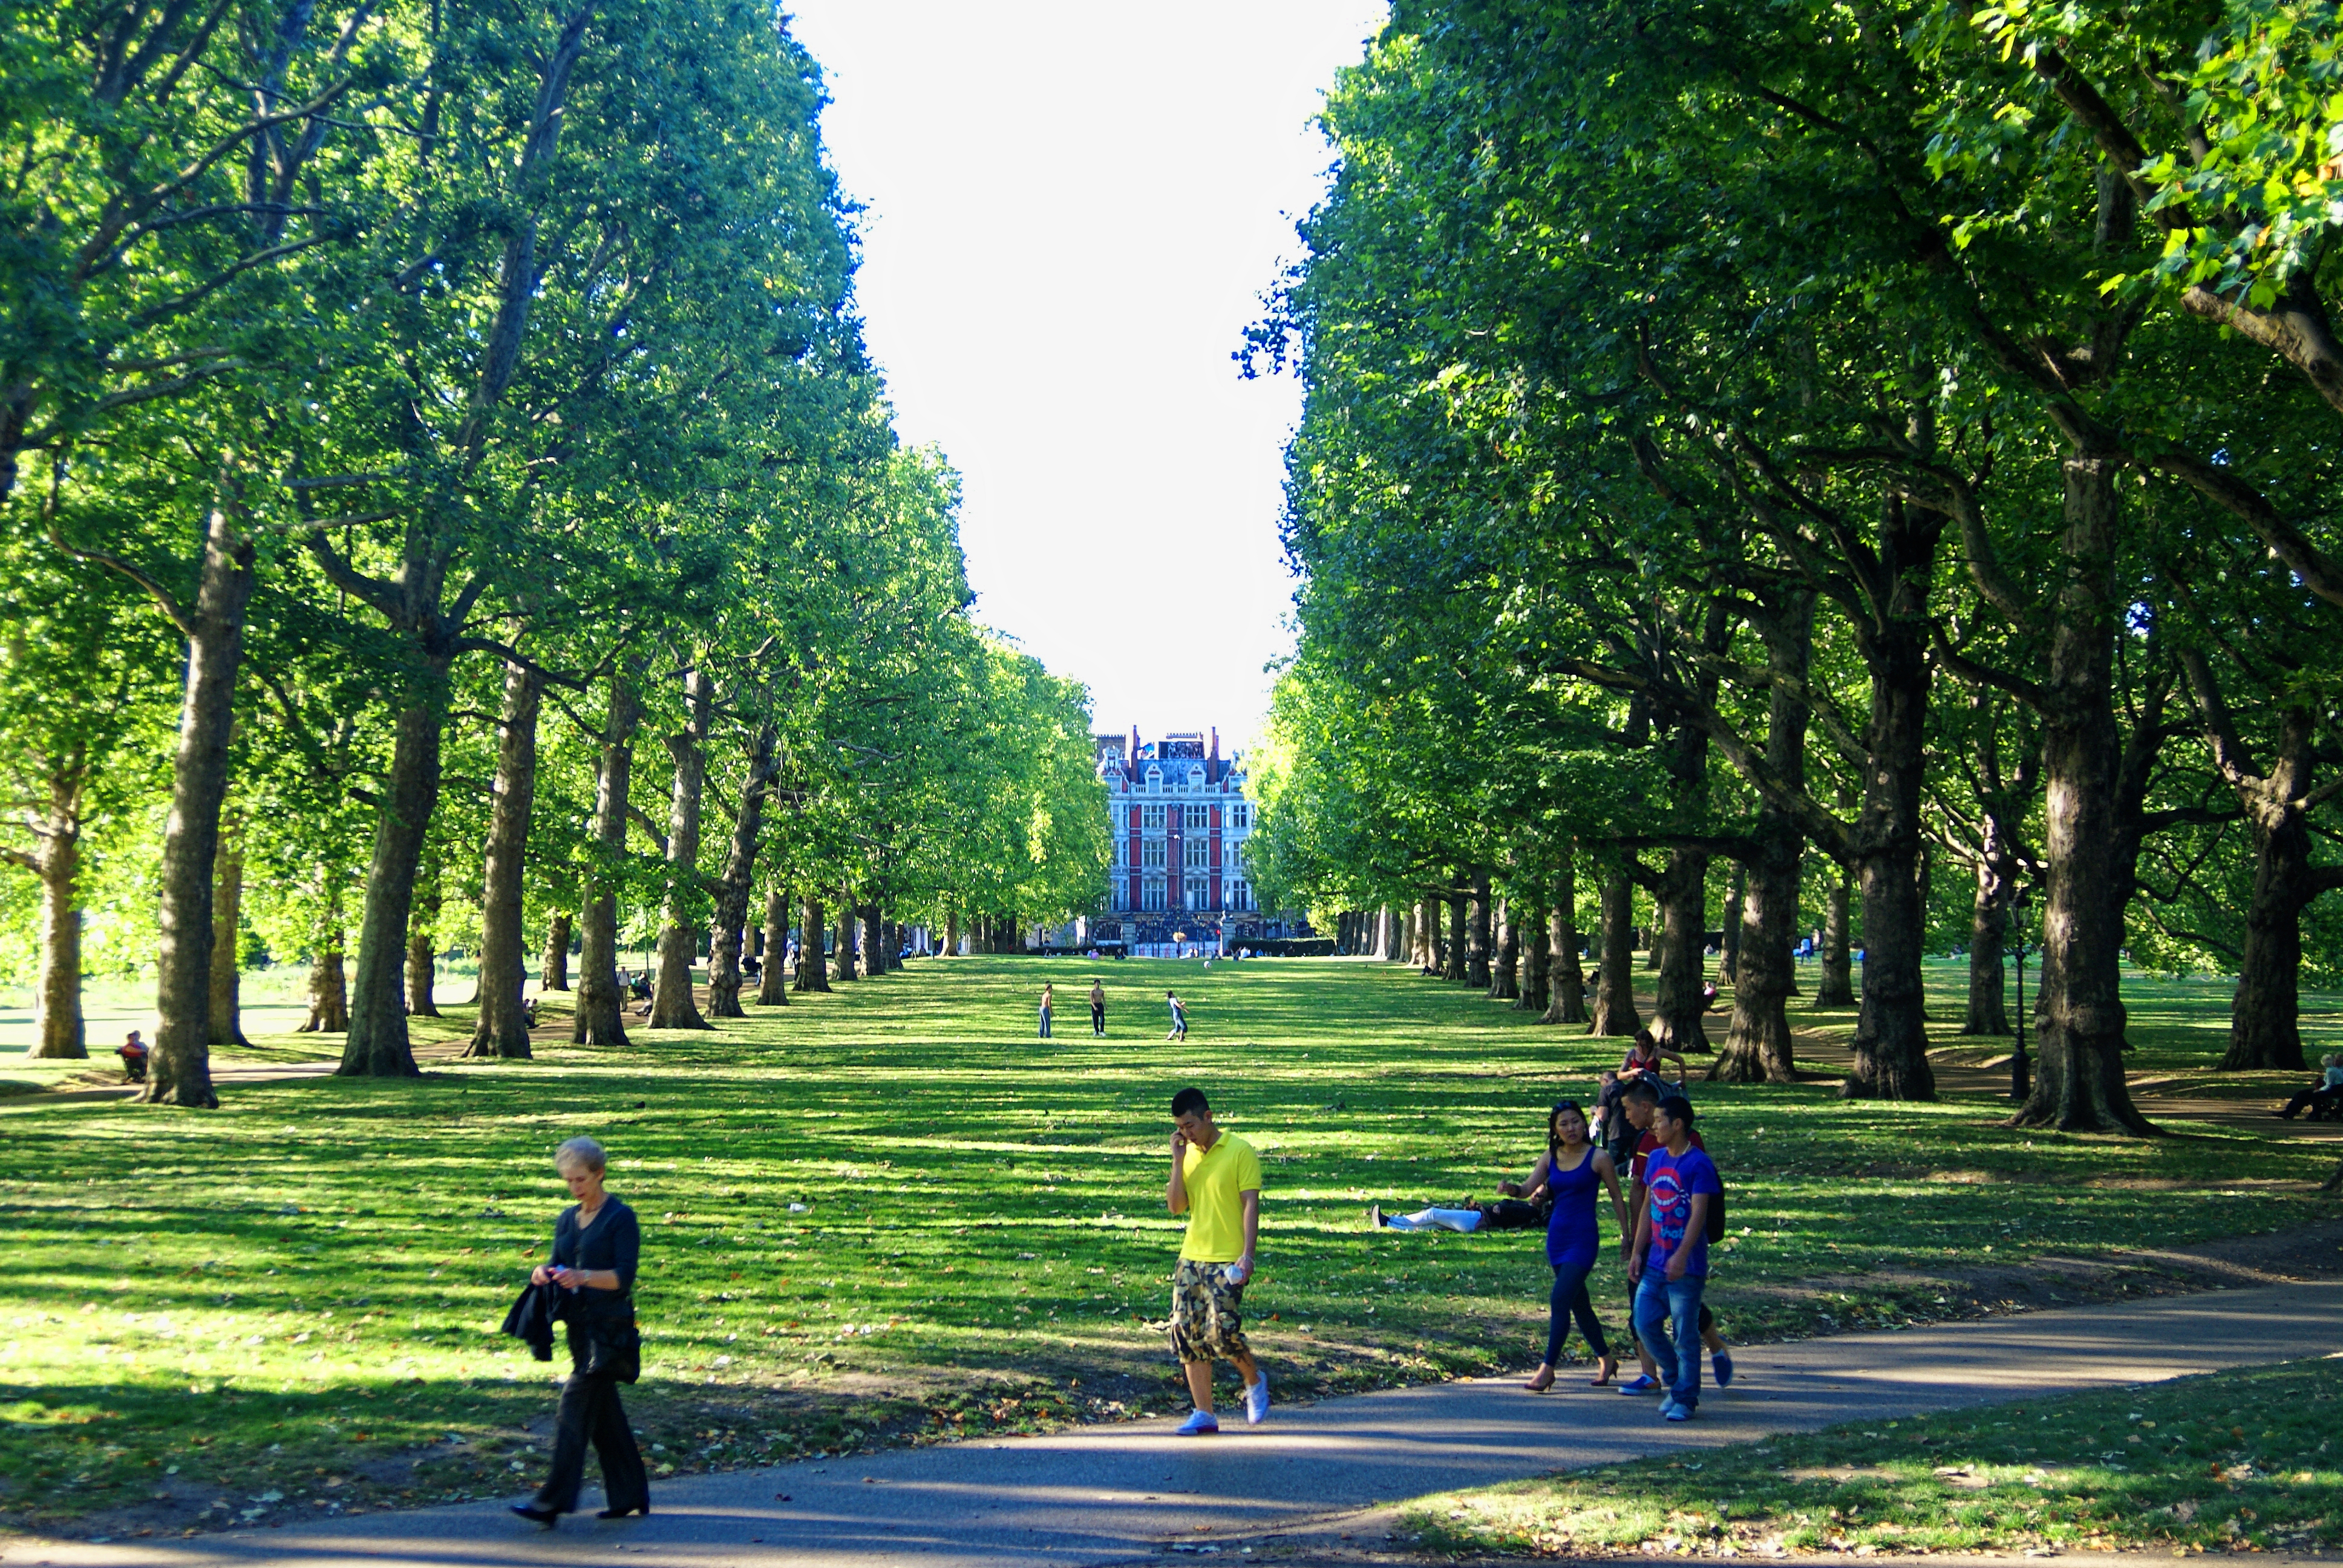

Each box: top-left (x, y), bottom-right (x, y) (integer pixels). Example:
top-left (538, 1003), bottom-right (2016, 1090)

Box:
top-left (117, 1030), bottom-right (148, 1082)
top-left (2278, 1054), bottom-right (2343, 1120)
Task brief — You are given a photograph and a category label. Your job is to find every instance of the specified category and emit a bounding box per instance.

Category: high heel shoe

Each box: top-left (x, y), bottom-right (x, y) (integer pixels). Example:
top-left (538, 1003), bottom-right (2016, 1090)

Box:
top-left (596, 1504), bottom-right (650, 1520)
top-left (511, 1504), bottom-right (559, 1528)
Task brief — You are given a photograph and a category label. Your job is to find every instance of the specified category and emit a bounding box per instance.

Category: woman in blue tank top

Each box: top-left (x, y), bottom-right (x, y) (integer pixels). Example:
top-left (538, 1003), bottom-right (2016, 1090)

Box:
top-left (1523, 1100), bottom-right (1629, 1392)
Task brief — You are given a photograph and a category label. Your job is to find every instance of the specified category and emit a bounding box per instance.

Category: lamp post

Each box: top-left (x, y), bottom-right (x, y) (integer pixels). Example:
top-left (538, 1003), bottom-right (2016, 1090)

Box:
top-left (2009, 889), bottom-right (2031, 1102)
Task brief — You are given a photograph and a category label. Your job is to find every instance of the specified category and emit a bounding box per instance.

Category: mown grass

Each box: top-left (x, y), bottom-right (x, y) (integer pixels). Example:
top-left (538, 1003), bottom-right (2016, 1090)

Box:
top-left (1408, 1354), bottom-right (2343, 1558)
top-left (1, 954), bottom-right (2336, 1541)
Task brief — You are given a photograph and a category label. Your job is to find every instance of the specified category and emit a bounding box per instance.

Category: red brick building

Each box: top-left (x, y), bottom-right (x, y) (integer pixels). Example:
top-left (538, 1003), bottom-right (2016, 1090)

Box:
top-left (1090, 727), bottom-right (1270, 948)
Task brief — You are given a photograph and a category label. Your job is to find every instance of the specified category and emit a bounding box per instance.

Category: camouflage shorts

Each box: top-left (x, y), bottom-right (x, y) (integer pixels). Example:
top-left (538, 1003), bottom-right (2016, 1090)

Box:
top-left (1168, 1258), bottom-right (1249, 1364)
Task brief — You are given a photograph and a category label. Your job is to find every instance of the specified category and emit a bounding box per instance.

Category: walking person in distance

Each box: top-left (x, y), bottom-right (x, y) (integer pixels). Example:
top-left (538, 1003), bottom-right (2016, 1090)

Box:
top-left (1165, 990), bottom-right (1188, 1040)
top-left (1629, 1096), bottom-right (1722, 1422)
top-left (1039, 982), bottom-right (1054, 1039)
top-left (1165, 1086), bottom-right (1268, 1432)
top-left (512, 1138), bottom-right (649, 1526)
top-left (1090, 979), bottom-right (1107, 1037)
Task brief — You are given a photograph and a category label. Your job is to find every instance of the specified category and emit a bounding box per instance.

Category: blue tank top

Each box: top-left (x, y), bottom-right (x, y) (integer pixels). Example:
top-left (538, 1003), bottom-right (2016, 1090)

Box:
top-left (1544, 1146), bottom-right (1603, 1269)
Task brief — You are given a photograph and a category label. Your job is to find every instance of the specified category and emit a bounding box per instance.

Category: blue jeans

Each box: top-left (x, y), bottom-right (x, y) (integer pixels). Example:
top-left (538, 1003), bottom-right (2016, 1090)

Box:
top-left (1039, 1009), bottom-right (1051, 1038)
top-left (1633, 1270), bottom-right (1707, 1410)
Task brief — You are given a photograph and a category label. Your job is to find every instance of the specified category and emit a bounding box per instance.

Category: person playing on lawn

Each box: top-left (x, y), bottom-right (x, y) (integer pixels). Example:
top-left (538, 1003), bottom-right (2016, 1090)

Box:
top-left (1523, 1100), bottom-right (1628, 1391)
top-left (1090, 980), bottom-right (1107, 1037)
top-left (1613, 1079), bottom-right (1733, 1396)
top-left (1165, 990), bottom-right (1188, 1040)
top-left (1629, 1095), bottom-right (1722, 1422)
top-left (1038, 983), bottom-right (1054, 1040)
top-left (1165, 1085), bottom-right (1267, 1433)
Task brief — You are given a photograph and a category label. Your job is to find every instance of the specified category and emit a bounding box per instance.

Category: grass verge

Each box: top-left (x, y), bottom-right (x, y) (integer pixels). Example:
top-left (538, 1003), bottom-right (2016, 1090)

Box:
top-left (1405, 1354), bottom-right (2343, 1558)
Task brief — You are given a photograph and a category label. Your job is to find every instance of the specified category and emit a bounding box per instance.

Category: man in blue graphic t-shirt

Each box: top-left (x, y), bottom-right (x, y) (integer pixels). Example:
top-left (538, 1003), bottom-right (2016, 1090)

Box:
top-left (1629, 1094), bottom-right (1722, 1422)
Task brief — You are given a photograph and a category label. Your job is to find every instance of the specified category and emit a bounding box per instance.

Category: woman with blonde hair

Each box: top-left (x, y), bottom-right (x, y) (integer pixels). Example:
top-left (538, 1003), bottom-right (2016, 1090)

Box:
top-left (512, 1137), bottom-right (649, 1527)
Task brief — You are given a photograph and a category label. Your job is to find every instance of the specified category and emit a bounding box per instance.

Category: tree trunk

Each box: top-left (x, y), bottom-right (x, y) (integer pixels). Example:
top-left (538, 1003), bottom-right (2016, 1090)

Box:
top-left (25, 763), bottom-right (87, 1059)
top-left (1815, 864), bottom-right (1856, 1007)
top-left (1720, 863), bottom-right (1744, 985)
top-left (302, 947), bottom-right (348, 1033)
top-left (1444, 890), bottom-right (1467, 982)
top-left (2224, 814), bottom-right (2319, 1073)
top-left (707, 724), bottom-right (779, 1020)
top-left (795, 893), bottom-right (832, 990)
top-left (833, 889), bottom-right (859, 981)
top-left (1964, 849), bottom-right (2014, 1036)
top-left (943, 907), bottom-right (960, 958)
top-left (2016, 456), bottom-right (2150, 1132)
top-left (145, 500), bottom-right (255, 1106)
top-left (466, 661), bottom-right (542, 1059)
top-left (1547, 856), bottom-right (1588, 1025)
top-left (404, 852), bottom-right (443, 1020)
top-left (1649, 849), bottom-right (1712, 1053)
top-left (1590, 869), bottom-right (1641, 1036)
top-left (1517, 897), bottom-right (1547, 1012)
top-left (756, 882), bottom-right (792, 1004)
top-left (1713, 590), bottom-right (1812, 1085)
top-left (341, 692), bottom-right (441, 1076)
top-left (206, 815), bottom-right (250, 1047)
top-left (861, 905), bottom-right (886, 977)
top-left (650, 670), bottom-right (714, 1030)
top-left (541, 910), bottom-right (572, 993)
top-left (573, 676), bottom-right (642, 1047)
top-left (1491, 896), bottom-right (1518, 999)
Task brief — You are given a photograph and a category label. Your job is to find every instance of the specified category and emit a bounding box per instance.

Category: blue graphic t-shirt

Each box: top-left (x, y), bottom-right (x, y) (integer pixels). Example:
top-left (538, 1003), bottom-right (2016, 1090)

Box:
top-left (1642, 1145), bottom-right (1722, 1278)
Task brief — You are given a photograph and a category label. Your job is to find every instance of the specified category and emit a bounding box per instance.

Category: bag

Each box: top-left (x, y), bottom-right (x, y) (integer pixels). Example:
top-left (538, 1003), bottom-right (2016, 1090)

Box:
top-left (584, 1314), bottom-right (641, 1383)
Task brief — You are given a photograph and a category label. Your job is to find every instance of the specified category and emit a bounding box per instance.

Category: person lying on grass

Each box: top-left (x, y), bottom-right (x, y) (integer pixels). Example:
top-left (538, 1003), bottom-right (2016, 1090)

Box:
top-left (1368, 1100), bottom-right (1594, 1234)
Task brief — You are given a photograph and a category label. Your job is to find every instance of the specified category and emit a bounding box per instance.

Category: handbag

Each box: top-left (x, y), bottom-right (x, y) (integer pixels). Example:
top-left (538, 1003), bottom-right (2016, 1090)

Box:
top-left (584, 1312), bottom-right (642, 1383)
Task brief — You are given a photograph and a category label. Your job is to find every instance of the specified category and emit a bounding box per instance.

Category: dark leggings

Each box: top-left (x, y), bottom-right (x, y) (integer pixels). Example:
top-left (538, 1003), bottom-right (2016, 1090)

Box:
top-left (1545, 1260), bottom-right (1610, 1365)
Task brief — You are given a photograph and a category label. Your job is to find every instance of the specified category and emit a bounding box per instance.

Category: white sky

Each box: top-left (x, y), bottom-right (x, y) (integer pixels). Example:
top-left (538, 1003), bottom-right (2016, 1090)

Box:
top-left (782, 2), bottom-right (1388, 757)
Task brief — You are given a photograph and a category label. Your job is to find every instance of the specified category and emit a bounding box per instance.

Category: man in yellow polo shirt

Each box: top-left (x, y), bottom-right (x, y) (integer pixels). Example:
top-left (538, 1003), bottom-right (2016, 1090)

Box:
top-left (1165, 1085), bottom-right (1267, 1434)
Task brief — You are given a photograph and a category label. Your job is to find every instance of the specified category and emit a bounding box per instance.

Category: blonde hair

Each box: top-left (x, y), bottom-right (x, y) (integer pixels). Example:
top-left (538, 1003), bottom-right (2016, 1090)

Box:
top-left (554, 1137), bottom-right (607, 1174)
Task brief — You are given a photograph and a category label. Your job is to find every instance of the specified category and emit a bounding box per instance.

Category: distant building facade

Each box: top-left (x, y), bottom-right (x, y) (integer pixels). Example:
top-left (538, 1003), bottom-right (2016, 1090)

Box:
top-left (1087, 726), bottom-right (1292, 950)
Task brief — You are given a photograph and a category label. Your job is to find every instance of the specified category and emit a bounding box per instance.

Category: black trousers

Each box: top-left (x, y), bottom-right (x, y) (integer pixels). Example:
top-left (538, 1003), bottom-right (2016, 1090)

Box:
top-left (535, 1324), bottom-right (649, 1515)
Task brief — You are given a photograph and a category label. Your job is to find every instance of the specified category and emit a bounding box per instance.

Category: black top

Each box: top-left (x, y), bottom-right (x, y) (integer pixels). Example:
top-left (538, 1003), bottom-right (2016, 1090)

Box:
top-left (551, 1197), bottom-right (640, 1293)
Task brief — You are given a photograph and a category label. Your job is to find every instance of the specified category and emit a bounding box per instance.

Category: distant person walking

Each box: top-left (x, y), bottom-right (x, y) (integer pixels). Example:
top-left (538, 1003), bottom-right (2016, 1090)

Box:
top-left (1090, 981), bottom-right (1106, 1037)
top-left (1629, 1096), bottom-right (1722, 1422)
top-left (1039, 984), bottom-right (1054, 1040)
top-left (1165, 1086), bottom-right (1267, 1433)
top-left (512, 1138), bottom-right (649, 1526)
top-left (1166, 990), bottom-right (1188, 1040)
top-left (1524, 1101), bottom-right (1627, 1392)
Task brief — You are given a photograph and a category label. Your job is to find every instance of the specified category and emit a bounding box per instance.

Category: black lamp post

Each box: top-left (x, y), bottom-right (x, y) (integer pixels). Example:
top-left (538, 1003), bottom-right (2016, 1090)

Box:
top-left (2009, 889), bottom-right (2031, 1102)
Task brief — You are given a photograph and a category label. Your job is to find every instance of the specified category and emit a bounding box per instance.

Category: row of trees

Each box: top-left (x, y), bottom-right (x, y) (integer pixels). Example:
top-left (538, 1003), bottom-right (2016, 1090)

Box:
top-left (0, 0), bottom-right (1106, 1103)
top-left (1247, 0), bottom-right (2343, 1134)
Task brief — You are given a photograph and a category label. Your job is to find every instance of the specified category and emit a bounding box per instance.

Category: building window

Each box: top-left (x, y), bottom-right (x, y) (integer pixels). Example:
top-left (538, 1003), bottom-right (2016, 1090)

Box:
top-left (1184, 803), bottom-right (1209, 831)
top-left (1230, 803), bottom-right (1250, 830)
top-left (1226, 841), bottom-right (1244, 872)
top-left (1142, 805), bottom-right (1165, 832)
top-left (1188, 768), bottom-right (1206, 789)
top-left (1185, 877), bottom-right (1207, 910)
top-left (1184, 838), bottom-right (1208, 869)
top-left (1229, 879), bottom-right (1250, 911)
top-left (1143, 878), bottom-right (1166, 912)
top-left (1114, 839), bottom-right (1128, 868)
top-left (1142, 839), bottom-right (1166, 868)
top-left (1146, 766), bottom-right (1161, 792)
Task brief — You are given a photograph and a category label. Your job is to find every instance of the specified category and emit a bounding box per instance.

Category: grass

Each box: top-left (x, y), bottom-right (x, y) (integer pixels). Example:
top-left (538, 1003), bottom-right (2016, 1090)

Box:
top-left (1407, 1354), bottom-right (2343, 1558)
top-left (1, 953), bottom-right (2338, 1543)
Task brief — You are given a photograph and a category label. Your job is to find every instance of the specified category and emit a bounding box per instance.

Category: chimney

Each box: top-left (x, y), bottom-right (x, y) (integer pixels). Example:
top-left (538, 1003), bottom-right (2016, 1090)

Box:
top-left (1129, 724), bottom-right (1140, 760)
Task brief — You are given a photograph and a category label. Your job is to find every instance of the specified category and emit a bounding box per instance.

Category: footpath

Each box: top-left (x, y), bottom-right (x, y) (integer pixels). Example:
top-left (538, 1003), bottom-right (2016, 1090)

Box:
top-left (7, 1279), bottom-right (2343, 1568)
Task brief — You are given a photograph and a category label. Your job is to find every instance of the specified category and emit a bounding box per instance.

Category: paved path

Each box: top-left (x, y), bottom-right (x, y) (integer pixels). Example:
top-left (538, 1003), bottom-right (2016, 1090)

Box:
top-left (11, 1279), bottom-right (2343, 1568)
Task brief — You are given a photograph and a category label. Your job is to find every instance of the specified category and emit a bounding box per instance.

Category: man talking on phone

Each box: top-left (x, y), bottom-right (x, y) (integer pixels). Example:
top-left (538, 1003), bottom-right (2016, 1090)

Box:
top-left (1165, 1085), bottom-right (1267, 1433)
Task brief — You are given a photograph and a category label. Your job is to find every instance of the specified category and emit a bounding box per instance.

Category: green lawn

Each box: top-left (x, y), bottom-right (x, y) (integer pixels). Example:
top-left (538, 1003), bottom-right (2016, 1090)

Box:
top-left (1408, 1354), bottom-right (2343, 1558)
top-left (0, 954), bottom-right (2336, 1541)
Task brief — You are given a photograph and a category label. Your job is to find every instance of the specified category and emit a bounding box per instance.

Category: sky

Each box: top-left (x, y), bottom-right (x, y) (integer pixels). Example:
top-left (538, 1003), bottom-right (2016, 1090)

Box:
top-left (780, 2), bottom-right (1388, 759)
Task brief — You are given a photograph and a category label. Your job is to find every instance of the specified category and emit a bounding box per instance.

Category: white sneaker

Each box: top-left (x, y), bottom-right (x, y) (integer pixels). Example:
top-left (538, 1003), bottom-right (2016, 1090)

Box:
top-left (1244, 1372), bottom-right (1270, 1425)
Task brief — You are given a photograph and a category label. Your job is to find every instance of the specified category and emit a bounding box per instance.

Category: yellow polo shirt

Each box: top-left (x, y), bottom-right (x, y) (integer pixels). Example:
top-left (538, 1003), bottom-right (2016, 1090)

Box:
top-left (1178, 1132), bottom-right (1263, 1263)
